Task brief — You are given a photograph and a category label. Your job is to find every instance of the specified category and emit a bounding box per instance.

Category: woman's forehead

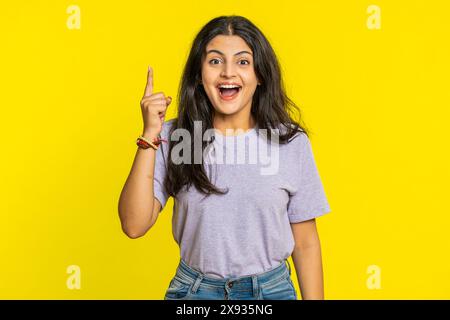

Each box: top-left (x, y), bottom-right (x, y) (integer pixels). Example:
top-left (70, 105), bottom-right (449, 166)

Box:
top-left (206, 35), bottom-right (252, 53)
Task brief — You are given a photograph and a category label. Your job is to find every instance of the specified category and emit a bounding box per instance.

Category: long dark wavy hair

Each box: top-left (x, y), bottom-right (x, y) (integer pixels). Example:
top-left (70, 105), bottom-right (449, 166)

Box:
top-left (164, 15), bottom-right (309, 199)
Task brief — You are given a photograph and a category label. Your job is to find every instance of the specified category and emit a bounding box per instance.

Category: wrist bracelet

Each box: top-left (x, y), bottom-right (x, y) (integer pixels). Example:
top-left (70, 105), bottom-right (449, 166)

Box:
top-left (136, 134), bottom-right (168, 150)
top-left (137, 136), bottom-right (159, 150)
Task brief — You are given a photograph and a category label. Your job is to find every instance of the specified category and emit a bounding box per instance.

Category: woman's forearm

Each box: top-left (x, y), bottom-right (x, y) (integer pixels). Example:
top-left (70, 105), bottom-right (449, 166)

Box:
top-left (291, 243), bottom-right (325, 300)
top-left (118, 131), bottom-right (159, 238)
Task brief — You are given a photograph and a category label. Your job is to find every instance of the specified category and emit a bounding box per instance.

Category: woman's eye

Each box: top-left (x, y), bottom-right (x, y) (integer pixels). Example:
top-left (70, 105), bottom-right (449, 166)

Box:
top-left (209, 59), bottom-right (221, 64)
top-left (209, 59), bottom-right (250, 65)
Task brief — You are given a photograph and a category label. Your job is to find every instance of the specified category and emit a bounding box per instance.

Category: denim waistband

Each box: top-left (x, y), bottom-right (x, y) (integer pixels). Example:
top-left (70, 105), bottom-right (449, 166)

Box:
top-left (174, 258), bottom-right (292, 289)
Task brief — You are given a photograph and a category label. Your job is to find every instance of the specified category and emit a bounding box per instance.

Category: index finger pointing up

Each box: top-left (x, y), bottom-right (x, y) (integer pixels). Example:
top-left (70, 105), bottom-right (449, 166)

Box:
top-left (144, 66), bottom-right (153, 97)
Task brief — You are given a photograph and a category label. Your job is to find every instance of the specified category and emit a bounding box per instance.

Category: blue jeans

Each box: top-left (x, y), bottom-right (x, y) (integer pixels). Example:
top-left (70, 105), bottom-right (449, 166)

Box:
top-left (164, 259), bottom-right (298, 300)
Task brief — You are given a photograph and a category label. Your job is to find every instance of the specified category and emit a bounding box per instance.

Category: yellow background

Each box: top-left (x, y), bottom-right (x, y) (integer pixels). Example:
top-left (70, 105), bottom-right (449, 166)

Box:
top-left (1, 0), bottom-right (449, 299)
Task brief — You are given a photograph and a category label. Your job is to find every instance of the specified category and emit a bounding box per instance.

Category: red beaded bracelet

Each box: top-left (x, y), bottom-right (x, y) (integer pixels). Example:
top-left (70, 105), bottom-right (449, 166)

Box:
top-left (136, 135), bottom-right (168, 150)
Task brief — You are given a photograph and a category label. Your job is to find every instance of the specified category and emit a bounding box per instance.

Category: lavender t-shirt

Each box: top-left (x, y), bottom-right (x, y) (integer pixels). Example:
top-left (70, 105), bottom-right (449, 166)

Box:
top-left (153, 119), bottom-right (331, 279)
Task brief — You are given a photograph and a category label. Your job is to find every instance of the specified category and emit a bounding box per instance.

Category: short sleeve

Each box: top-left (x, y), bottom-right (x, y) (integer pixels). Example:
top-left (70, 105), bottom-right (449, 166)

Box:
top-left (287, 133), bottom-right (331, 223)
top-left (153, 120), bottom-right (172, 212)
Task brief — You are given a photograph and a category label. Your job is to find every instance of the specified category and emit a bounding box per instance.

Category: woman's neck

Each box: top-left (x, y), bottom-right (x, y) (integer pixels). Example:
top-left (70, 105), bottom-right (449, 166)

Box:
top-left (213, 114), bottom-right (256, 136)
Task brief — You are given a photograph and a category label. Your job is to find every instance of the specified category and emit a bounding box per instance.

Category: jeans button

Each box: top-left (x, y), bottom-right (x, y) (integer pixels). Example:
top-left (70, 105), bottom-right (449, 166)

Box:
top-left (228, 282), bottom-right (233, 288)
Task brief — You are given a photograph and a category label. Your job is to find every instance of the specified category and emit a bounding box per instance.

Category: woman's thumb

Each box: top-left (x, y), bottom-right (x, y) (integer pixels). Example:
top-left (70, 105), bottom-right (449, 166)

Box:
top-left (166, 96), bottom-right (172, 106)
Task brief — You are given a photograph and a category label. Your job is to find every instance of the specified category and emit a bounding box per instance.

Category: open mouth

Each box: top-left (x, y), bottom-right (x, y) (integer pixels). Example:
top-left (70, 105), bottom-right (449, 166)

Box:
top-left (217, 85), bottom-right (242, 101)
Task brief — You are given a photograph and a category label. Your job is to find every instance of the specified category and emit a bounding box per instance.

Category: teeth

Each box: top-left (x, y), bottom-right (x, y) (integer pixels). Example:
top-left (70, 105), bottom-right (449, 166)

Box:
top-left (218, 84), bottom-right (241, 89)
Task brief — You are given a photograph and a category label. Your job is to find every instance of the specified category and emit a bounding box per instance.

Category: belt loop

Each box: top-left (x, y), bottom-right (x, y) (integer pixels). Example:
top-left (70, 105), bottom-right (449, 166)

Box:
top-left (252, 275), bottom-right (258, 299)
top-left (286, 259), bottom-right (291, 276)
top-left (191, 273), bottom-right (203, 294)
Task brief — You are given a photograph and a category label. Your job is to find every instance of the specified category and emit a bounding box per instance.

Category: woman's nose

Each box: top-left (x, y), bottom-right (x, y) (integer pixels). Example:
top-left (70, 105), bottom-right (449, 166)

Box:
top-left (220, 62), bottom-right (237, 78)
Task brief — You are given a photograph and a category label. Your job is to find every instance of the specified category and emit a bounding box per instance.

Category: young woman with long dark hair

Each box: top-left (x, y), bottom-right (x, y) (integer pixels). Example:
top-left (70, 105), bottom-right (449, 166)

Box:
top-left (119, 15), bottom-right (331, 300)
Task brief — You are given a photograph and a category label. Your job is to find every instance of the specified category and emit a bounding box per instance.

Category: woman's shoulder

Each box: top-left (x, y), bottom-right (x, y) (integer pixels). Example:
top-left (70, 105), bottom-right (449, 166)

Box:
top-left (160, 118), bottom-right (177, 138)
top-left (273, 122), bottom-right (308, 144)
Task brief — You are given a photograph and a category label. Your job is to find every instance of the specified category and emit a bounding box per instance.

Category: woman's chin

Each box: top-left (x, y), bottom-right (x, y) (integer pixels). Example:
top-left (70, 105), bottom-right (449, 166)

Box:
top-left (212, 96), bottom-right (242, 109)
top-left (213, 104), bottom-right (242, 115)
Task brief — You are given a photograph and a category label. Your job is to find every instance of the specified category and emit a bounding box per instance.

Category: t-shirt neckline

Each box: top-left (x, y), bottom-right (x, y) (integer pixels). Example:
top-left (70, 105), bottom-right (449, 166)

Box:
top-left (213, 125), bottom-right (258, 139)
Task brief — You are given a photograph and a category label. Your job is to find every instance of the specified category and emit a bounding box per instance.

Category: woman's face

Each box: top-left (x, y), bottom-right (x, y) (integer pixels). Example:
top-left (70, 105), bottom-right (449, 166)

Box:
top-left (201, 35), bottom-right (260, 117)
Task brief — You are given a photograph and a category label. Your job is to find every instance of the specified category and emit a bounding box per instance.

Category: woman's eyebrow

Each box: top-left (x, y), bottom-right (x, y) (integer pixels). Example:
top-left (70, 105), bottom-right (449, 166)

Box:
top-left (206, 49), bottom-right (253, 56)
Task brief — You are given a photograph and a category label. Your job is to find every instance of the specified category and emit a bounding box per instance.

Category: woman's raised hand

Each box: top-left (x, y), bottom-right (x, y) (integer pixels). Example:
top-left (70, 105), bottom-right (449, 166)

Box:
top-left (140, 66), bottom-right (172, 137)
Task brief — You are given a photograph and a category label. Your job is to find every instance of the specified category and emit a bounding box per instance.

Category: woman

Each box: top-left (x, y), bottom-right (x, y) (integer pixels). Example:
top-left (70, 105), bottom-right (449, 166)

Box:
top-left (118, 15), bottom-right (331, 300)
